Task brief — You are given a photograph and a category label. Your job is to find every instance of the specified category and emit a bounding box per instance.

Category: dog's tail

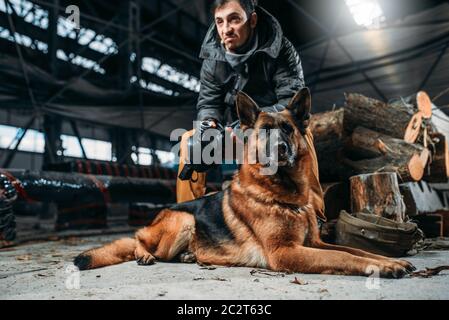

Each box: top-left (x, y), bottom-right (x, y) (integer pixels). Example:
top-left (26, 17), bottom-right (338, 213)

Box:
top-left (74, 238), bottom-right (136, 270)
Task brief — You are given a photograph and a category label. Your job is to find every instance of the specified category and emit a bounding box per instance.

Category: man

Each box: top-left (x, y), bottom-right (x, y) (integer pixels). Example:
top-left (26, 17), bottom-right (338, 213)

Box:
top-left (177, 0), bottom-right (316, 205)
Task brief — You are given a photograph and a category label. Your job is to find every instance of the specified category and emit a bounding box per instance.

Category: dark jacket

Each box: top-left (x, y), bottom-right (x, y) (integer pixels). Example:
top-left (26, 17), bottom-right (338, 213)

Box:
top-left (197, 6), bottom-right (305, 123)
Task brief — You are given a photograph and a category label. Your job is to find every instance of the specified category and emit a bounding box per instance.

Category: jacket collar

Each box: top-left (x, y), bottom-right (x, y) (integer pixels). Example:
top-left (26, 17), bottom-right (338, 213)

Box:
top-left (199, 6), bottom-right (283, 62)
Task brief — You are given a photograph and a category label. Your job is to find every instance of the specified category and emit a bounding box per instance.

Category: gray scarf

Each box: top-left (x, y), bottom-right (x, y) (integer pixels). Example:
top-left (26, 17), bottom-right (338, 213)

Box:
top-left (224, 33), bottom-right (259, 72)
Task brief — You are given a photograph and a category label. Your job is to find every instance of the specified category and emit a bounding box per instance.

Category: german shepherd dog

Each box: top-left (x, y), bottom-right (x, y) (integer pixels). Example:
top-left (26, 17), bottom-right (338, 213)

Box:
top-left (74, 88), bottom-right (415, 278)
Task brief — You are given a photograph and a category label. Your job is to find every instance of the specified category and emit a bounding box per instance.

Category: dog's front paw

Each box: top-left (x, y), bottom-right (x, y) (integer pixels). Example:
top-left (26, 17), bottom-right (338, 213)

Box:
top-left (135, 252), bottom-right (156, 266)
top-left (376, 261), bottom-right (409, 279)
top-left (389, 259), bottom-right (416, 273)
top-left (134, 246), bottom-right (156, 266)
top-left (179, 251), bottom-right (196, 263)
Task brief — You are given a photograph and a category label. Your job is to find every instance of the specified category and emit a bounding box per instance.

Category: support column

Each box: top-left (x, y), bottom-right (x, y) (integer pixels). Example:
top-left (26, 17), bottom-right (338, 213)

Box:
top-left (43, 115), bottom-right (63, 168)
top-left (48, 0), bottom-right (59, 77)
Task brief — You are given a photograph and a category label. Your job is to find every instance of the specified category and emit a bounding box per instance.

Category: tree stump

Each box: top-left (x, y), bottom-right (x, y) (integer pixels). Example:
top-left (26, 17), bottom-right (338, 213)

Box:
top-left (344, 93), bottom-right (423, 143)
top-left (350, 173), bottom-right (406, 222)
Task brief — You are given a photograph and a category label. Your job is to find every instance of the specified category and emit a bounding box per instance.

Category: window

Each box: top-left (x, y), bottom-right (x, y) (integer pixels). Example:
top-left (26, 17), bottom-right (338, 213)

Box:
top-left (131, 147), bottom-right (175, 167)
top-left (155, 150), bottom-right (175, 167)
top-left (0, 0), bottom-right (198, 93)
top-left (18, 129), bottom-right (45, 153)
top-left (82, 138), bottom-right (112, 161)
top-left (61, 134), bottom-right (83, 158)
top-left (138, 78), bottom-right (175, 96)
top-left (61, 135), bottom-right (112, 161)
top-left (0, 124), bottom-right (19, 150)
top-left (0, 124), bottom-right (45, 153)
top-left (0, 127), bottom-right (112, 161)
top-left (1, 125), bottom-right (171, 166)
top-left (142, 57), bottom-right (200, 93)
top-left (0, 0), bottom-right (112, 74)
top-left (57, 49), bottom-right (105, 74)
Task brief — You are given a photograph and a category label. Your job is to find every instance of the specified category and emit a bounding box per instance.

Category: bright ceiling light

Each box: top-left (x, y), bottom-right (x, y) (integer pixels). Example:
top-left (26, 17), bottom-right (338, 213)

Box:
top-left (344, 0), bottom-right (386, 29)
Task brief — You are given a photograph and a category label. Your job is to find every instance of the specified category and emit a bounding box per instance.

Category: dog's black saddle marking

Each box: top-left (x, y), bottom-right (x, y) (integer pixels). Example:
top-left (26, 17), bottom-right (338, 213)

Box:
top-left (169, 190), bottom-right (235, 246)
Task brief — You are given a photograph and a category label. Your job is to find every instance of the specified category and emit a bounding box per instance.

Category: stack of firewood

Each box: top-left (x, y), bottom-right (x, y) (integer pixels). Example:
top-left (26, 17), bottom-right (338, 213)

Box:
top-left (311, 91), bottom-right (449, 239)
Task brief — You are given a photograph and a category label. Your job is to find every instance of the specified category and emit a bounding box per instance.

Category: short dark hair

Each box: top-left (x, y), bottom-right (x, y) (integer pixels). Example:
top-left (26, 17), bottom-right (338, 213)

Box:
top-left (212, 0), bottom-right (258, 18)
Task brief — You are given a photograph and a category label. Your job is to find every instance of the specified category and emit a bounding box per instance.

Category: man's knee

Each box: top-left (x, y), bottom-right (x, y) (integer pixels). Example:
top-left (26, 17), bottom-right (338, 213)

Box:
top-left (181, 129), bottom-right (195, 142)
top-left (179, 129), bottom-right (195, 159)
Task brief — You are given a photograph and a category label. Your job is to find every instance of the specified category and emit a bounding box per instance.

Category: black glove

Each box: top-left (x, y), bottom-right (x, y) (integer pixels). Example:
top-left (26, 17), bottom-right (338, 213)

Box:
top-left (178, 120), bottom-right (224, 181)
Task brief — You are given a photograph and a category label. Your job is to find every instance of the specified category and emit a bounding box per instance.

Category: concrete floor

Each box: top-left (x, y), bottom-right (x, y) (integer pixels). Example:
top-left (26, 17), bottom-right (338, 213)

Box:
top-left (1, 233), bottom-right (448, 300)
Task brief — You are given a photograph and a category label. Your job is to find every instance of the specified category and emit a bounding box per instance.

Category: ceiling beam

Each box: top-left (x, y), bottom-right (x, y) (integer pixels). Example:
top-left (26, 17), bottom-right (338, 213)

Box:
top-left (285, 0), bottom-right (388, 101)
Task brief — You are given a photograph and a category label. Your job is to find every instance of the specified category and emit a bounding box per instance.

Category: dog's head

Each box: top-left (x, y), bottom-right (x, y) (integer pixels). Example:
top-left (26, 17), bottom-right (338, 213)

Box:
top-left (236, 88), bottom-right (312, 171)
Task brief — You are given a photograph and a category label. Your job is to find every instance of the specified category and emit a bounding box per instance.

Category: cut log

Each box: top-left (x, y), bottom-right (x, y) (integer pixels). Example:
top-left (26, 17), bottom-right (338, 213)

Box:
top-left (347, 126), bottom-right (429, 160)
top-left (424, 133), bottom-right (449, 183)
top-left (389, 91), bottom-right (433, 119)
top-left (310, 109), bottom-right (349, 182)
top-left (344, 93), bottom-right (423, 143)
top-left (321, 182), bottom-right (350, 221)
top-left (308, 109), bottom-right (376, 182)
top-left (343, 126), bottom-right (430, 182)
top-left (310, 108), bottom-right (345, 143)
top-left (350, 173), bottom-right (406, 222)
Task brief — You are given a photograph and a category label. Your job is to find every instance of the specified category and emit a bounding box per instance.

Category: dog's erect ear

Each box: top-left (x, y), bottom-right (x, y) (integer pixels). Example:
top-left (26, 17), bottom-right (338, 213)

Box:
top-left (236, 91), bottom-right (261, 128)
top-left (287, 87), bottom-right (311, 122)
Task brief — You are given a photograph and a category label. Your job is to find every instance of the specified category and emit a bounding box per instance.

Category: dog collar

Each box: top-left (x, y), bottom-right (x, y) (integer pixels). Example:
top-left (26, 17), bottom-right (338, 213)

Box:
top-left (282, 203), bottom-right (305, 215)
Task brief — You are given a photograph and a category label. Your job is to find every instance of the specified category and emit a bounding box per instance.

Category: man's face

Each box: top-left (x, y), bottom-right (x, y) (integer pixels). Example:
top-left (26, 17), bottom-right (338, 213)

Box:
top-left (214, 1), bottom-right (257, 53)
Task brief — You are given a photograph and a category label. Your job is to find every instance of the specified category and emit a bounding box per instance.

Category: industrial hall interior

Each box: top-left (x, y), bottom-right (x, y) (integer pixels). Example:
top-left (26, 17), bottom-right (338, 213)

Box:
top-left (0, 0), bottom-right (449, 300)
